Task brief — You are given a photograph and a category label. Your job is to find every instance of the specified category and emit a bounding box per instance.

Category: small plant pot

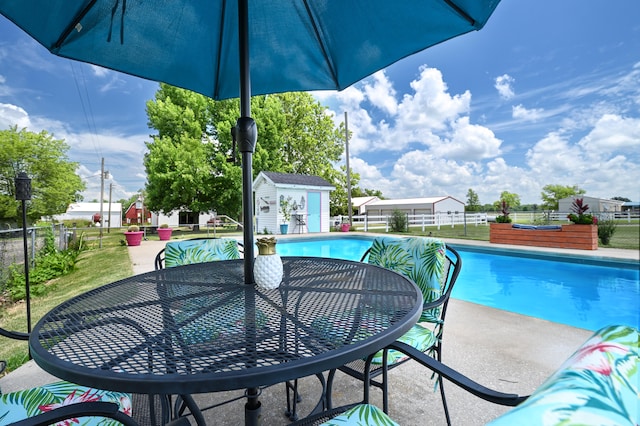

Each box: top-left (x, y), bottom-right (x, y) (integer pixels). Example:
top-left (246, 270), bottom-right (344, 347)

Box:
top-left (157, 228), bottom-right (173, 241)
top-left (341, 223), bottom-right (351, 232)
top-left (280, 224), bottom-right (289, 234)
top-left (124, 231), bottom-right (144, 246)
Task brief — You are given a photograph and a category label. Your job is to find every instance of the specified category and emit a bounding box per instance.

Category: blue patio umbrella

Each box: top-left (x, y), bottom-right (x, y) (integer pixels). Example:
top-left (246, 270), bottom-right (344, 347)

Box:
top-left (0, 0), bottom-right (501, 285)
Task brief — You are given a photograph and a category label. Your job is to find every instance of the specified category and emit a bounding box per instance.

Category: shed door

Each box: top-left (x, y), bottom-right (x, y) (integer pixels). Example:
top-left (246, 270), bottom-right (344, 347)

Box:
top-left (307, 192), bottom-right (321, 232)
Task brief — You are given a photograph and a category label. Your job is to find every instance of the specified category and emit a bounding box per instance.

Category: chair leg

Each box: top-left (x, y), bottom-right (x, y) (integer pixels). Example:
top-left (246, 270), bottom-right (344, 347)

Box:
top-left (439, 375), bottom-right (452, 426)
top-left (285, 379), bottom-right (301, 420)
top-left (326, 369), bottom-right (337, 409)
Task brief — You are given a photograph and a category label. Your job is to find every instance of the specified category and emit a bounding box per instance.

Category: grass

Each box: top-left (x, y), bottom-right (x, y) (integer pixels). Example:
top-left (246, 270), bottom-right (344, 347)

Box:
top-left (0, 231), bottom-right (133, 373)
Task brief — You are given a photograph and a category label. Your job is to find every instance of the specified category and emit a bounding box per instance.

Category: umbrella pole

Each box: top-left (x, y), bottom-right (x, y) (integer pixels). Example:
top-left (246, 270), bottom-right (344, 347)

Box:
top-left (237, 0), bottom-right (256, 286)
top-left (237, 0), bottom-right (261, 425)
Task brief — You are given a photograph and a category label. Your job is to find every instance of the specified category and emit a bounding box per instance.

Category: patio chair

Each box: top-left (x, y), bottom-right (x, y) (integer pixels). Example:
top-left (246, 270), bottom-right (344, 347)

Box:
top-left (288, 237), bottom-right (461, 423)
top-left (290, 324), bottom-right (638, 426)
top-left (326, 237), bottom-right (461, 422)
top-left (154, 237), bottom-right (242, 270)
top-left (1, 381), bottom-right (136, 426)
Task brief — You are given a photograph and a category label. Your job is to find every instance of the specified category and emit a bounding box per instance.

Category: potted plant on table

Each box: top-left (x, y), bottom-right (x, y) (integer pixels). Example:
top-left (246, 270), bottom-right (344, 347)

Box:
top-left (157, 223), bottom-right (173, 241)
top-left (124, 225), bottom-right (144, 246)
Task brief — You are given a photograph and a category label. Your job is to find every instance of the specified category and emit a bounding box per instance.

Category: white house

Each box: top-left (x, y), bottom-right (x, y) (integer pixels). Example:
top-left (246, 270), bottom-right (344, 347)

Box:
top-left (54, 202), bottom-right (123, 228)
top-left (357, 196), bottom-right (465, 216)
top-left (558, 196), bottom-right (625, 213)
top-left (253, 171), bottom-right (334, 235)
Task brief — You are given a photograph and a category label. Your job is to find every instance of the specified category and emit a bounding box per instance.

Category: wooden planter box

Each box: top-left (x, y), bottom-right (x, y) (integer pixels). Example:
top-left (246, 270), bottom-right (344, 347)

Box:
top-left (490, 223), bottom-right (598, 250)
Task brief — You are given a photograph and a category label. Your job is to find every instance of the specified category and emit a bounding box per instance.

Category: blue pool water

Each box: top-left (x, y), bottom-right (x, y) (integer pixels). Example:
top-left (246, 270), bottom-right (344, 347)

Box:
top-left (276, 236), bottom-right (639, 331)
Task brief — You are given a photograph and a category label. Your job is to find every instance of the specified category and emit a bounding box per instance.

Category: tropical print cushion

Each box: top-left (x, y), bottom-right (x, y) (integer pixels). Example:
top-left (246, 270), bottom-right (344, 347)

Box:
top-left (488, 325), bottom-right (639, 426)
top-left (370, 323), bottom-right (437, 365)
top-left (0, 381), bottom-right (131, 426)
top-left (321, 404), bottom-right (398, 426)
top-left (164, 238), bottom-right (240, 267)
top-left (366, 237), bottom-right (446, 323)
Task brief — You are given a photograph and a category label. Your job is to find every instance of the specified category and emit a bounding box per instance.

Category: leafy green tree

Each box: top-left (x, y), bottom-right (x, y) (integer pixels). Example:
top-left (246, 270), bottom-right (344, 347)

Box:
top-left (540, 184), bottom-right (585, 210)
top-left (144, 85), bottom-right (345, 219)
top-left (0, 126), bottom-right (85, 224)
top-left (493, 191), bottom-right (520, 211)
top-left (611, 196), bottom-right (630, 202)
top-left (466, 188), bottom-right (481, 212)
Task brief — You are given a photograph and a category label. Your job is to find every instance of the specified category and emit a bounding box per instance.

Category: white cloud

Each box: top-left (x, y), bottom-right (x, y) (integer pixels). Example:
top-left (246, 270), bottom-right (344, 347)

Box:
top-left (512, 104), bottom-right (545, 121)
top-left (495, 74), bottom-right (515, 100)
top-left (90, 65), bottom-right (110, 78)
top-left (397, 67), bottom-right (470, 133)
top-left (363, 71), bottom-right (397, 115)
top-left (578, 114), bottom-right (640, 153)
top-left (0, 103), bottom-right (31, 129)
top-left (431, 117), bottom-right (502, 162)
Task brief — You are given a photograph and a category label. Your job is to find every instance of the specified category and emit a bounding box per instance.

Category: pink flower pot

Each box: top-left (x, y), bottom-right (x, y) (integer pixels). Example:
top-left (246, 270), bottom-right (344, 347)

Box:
top-left (124, 231), bottom-right (144, 246)
top-left (157, 228), bottom-right (173, 241)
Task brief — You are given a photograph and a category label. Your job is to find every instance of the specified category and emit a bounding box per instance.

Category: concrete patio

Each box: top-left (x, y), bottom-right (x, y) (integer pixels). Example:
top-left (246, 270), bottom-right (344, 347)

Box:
top-left (3, 234), bottom-right (635, 425)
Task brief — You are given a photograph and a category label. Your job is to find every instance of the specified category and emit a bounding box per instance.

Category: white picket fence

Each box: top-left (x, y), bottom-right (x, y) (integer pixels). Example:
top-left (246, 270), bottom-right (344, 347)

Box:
top-left (336, 212), bottom-right (488, 232)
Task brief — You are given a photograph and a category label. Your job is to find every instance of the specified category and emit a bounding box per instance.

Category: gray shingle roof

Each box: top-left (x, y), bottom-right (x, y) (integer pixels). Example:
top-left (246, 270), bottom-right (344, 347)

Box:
top-left (262, 171), bottom-right (333, 188)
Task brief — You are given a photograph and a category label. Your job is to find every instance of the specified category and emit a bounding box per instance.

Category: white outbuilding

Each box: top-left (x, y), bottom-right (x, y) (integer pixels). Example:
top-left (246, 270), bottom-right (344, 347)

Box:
top-left (558, 196), bottom-right (625, 213)
top-left (253, 171), bottom-right (334, 235)
top-left (356, 196), bottom-right (465, 216)
top-left (54, 202), bottom-right (123, 228)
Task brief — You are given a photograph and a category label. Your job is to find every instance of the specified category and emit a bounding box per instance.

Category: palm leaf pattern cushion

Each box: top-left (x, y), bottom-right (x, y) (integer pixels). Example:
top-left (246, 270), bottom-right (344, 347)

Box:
top-left (488, 325), bottom-right (639, 426)
top-left (365, 237), bottom-right (446, 366)
top-left (322, 403), bottom-right (398, 426)
top-left (164, 238), bottom-right (240, 267)
top-left (367, 237), bottom-right (446, 324)
top-left (0, 381), bottom-right (131, 425)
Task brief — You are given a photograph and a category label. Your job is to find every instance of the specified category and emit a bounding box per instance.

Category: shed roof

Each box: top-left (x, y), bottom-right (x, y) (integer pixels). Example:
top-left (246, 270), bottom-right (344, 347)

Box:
top-left (366, 196), bottom-right (462, 206)
top-left (258, 171), bottom-right (334, 189)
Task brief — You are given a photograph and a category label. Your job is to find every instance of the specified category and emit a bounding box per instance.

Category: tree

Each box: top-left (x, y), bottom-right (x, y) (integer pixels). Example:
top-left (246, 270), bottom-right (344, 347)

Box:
top-left (0, 126), bottom-right (85, 224)
top-left (493, 191), bottom-right (520, 211)
top-left (611, 196), bottom-right (631, 202)
top-left (144, 85), bottom-right (345, 219)
top-left (540, 184), bottom-right (585, 211)
top-left (465, 188), bottom-right (481, 212)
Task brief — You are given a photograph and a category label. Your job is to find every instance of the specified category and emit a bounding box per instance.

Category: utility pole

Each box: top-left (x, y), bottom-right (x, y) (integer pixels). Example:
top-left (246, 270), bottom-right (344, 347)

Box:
top-left (108, 182), bottom-right (113, 234)
top-left (345, 112), bottom-right (353, 225)
top-left (99, 157), bottom-right (104, 248)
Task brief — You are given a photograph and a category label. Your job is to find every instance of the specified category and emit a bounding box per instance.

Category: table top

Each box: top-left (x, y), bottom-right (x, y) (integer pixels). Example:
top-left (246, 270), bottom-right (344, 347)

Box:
top-left (29, 257), bottom-right (422, 395)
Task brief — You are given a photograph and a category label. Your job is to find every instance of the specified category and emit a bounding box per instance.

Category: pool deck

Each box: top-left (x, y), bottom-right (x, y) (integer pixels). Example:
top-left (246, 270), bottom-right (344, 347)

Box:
top-left (1, 233), bottom-right (637, 425)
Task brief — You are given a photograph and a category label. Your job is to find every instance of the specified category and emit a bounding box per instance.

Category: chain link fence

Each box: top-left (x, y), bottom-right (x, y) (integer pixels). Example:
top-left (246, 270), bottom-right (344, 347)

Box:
top-left (0, 225), bottom-right (69, 295)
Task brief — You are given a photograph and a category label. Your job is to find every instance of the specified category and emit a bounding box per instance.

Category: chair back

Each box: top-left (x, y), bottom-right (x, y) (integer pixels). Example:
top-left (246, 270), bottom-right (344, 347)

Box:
top-left (155, 238), bottom-right (241, 270)
top-left (361, 237), bottom-right (461, 326)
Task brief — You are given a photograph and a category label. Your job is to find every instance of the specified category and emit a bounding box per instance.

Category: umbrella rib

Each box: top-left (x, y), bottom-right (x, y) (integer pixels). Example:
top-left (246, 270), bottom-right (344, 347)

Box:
top-left (53, 0), bottom-right (98, 50)
top-left (301, 0), bottom-right (339, 88)
top-left (213, 0), bottom-right (227, 99)
top-left (443, 0), bottom-right (477, 27)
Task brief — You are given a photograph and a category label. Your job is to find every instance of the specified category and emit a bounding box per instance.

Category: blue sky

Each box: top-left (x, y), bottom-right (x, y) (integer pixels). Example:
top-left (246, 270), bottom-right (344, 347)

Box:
top-left (1, 0), bottom-right (639, 206)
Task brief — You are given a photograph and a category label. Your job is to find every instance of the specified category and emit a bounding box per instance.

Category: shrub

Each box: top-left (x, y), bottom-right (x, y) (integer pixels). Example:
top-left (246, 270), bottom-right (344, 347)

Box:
top-left (159, 223), bottom-right (169, 228)
top-left (390, 209), bottom-right (408, 232)
top-left (127, 225), bottom-right (140, 232)
top-left (5, 229), bottom-right (83, 301)
top-left (567, 198), bottom-right (597, 224)
top-left (597, 217), bottom-right (617, 245)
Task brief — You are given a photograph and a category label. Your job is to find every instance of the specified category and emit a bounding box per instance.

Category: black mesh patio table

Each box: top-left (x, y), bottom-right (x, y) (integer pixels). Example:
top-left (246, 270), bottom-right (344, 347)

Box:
top-left (29, 257), bottom-right (422, 425)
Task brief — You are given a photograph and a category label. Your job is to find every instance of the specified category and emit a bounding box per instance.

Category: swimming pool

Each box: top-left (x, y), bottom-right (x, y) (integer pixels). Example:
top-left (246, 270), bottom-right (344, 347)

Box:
top-left (276, 236), bottom-right (639, 331)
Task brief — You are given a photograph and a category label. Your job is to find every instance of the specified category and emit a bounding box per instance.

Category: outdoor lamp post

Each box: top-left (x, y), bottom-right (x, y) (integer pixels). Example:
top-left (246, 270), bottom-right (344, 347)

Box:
top-left (15, 172), bottom-right (32, 334)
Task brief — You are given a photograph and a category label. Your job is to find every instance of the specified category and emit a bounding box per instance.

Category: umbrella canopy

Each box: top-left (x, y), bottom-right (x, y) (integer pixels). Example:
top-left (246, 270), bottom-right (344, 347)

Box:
top-left (0, 1), bottom-right (500, 100)
top-left (0, 0), bottom-right (501, 284)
